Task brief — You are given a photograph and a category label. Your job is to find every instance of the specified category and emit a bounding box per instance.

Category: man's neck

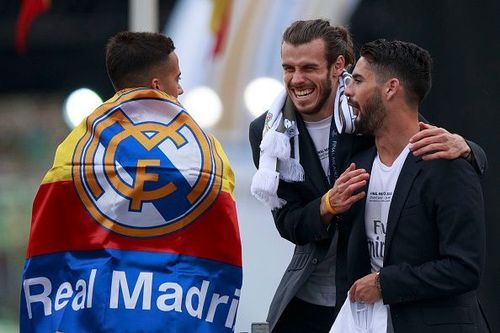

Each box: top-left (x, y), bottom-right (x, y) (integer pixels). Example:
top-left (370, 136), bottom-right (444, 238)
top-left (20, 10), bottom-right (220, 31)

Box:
top-left (300, 96), bottom-right (336, 122)
top-left (375, 108), bottom-right (419, 166)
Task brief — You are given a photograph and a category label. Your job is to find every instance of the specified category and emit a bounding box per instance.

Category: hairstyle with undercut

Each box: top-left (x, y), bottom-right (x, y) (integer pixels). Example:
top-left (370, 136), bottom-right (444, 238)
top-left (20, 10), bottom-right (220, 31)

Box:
top-left (360, 39), bottom-right (432, 106)
top-left (106, 32), bottom-right (175, 91)
top-left (282, 19), bottom-right (355, 70)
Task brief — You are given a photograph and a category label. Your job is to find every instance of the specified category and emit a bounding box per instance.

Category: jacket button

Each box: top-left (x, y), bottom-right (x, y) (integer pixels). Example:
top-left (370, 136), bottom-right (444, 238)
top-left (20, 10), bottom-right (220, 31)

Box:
top-left (312, 258), bottom-right (318, 264)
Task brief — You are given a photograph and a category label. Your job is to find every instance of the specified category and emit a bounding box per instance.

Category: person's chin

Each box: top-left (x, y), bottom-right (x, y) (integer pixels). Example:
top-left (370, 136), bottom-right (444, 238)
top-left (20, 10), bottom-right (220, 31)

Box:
top-left (292, 99), bottom-right (316, 114)
top-left (295, 105), bottom-right (317, 115)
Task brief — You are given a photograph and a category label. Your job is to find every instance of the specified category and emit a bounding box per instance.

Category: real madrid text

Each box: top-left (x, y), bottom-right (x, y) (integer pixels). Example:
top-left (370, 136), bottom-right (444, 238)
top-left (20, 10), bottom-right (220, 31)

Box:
top-left (23, 268), bottom-right (240, 329)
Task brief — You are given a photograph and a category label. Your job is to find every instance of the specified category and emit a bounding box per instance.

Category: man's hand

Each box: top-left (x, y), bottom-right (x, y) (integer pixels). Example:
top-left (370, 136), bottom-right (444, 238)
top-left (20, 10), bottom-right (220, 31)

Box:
top-left (349, 272), bottom-right (382, 304)
top-left (409, 122), bottom-right (471, 161)
top-left (321, 163), bottom-right (369, 217)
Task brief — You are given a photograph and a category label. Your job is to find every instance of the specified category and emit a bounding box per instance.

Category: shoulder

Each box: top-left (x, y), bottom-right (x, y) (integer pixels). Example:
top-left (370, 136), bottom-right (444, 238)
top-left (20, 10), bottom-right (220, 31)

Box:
top-left (248, 112), bottom-right (268, 167)
top-left (249, 111), bottom-right (268, 147)
top-left (414, 158), bottom-right (482, 200)
top-left (421, 157), bottom-right (477, 179)
top-left (249, 111), bottom-right (267, 134)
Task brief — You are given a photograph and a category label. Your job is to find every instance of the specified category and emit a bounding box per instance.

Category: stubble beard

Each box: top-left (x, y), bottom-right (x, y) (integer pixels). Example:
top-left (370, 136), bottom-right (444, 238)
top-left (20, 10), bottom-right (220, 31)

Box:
top-left (292, 74), bottom-right (333, 117)
top-left (355, 91), bottom-right (386, 136)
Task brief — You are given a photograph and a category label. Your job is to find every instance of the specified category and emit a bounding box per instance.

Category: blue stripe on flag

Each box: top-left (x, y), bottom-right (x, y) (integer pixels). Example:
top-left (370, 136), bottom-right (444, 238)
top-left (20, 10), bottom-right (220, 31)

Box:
top-left (20, 249), bottom-right (242, 332)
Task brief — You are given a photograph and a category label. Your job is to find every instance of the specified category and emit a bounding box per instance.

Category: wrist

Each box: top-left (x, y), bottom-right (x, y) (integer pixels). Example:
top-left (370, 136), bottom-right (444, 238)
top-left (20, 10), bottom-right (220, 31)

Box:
top-left (323, 190), bottom-right (337, 215)
top-left (463, 148), bottom-right (473, 161)
top-left (458, 136), bottom-right (472, 160)
top-left (375, 272), bottom-right (382, 292)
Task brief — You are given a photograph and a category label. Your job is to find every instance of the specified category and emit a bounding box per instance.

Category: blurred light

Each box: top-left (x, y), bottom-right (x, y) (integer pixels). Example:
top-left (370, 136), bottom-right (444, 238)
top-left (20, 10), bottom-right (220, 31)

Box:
top-left (182, 86), bottom-right (222, 128)
top-left (63, 88), bottom-right (102, 129)
top-left (244, 77), bottom-right (284, 118)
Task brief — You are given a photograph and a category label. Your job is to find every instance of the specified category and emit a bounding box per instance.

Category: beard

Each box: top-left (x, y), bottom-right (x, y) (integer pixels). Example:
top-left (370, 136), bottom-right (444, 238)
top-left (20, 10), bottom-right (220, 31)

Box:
top-left (313, 75), bottom-right (333, 114)
top-left (355, 91), bottom-right (386, 136)
top-left (289, 71), bottom-right (333, 116)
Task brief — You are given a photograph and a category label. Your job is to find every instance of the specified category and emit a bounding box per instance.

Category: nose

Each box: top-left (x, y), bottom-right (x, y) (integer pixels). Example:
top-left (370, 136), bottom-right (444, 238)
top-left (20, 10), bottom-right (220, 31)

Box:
top-left (344, 78), bottom-right (353, 97)
top-left (290, 71), bottom-right (306, 86)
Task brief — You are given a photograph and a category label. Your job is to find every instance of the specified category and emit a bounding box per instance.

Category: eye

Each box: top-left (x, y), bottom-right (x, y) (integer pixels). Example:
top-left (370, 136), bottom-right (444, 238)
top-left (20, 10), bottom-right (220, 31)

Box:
top-left (303, 65), bottom-right (316, 72)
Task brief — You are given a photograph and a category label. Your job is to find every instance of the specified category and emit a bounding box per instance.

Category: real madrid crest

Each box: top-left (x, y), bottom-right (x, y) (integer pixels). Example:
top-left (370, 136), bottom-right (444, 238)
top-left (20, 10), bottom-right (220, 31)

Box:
top-left (72, 95), bottom-right (222, 237)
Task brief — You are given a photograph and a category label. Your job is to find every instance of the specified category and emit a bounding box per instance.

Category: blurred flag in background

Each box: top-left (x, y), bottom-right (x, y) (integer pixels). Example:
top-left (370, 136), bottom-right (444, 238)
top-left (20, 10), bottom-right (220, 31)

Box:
top-left (16, 0), bottom-right (51, 54)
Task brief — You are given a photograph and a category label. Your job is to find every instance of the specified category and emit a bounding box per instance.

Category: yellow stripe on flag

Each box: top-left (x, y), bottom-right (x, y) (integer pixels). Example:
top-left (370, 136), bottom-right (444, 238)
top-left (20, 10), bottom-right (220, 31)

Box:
top-left (211, 135), bottom-right (235, 199)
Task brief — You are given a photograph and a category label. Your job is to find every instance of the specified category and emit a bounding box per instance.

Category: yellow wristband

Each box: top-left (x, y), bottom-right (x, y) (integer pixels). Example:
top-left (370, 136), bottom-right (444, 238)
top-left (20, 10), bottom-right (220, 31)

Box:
top-left (324, 190), bottom-right (336, 215)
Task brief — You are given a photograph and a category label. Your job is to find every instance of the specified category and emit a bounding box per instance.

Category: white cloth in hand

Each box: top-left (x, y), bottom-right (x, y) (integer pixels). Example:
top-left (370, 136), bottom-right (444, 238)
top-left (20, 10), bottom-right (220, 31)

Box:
top-left (329, 295), bottom-right (388, 333)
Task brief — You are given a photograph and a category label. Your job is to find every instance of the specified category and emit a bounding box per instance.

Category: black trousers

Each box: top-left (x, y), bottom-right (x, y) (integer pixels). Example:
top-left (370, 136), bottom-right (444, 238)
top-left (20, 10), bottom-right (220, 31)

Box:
top-left (272, 297), bottom-right (336, 333)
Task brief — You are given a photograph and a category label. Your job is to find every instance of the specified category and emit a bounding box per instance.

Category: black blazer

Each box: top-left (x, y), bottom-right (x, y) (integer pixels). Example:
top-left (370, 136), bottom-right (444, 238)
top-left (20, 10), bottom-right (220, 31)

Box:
top-left (249, 98), bottom-right (488, 330)
top-left (249, 99), bottom-right (373, 330)
top-left (336, 146), bottom-right (490, 332)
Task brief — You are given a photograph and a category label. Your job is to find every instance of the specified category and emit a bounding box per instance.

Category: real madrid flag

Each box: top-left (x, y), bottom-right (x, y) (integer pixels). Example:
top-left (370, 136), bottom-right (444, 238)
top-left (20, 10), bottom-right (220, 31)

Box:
top-left (20, 88), bottom-right (242, 332)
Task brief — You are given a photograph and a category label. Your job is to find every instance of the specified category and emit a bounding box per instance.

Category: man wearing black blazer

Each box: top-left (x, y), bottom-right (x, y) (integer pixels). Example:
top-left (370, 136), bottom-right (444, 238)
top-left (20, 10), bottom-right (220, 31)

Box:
top-left (339, 39), bottom-right (490, 332)
top-left (249, 20), bottom-right (487, 333)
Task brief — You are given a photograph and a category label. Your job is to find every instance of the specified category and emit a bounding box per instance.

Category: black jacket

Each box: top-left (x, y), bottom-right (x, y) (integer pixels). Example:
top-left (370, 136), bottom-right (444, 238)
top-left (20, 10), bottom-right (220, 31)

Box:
top-left (249, 98), bottom-right (488, 331)
top-left (336, 146), bottom-right (490, 332)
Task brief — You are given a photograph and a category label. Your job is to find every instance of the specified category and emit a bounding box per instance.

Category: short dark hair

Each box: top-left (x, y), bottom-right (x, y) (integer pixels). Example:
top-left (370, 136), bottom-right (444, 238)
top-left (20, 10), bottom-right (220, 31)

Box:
top-left (360, 39), bottom-right (432, 106)
top-left (105, 31), bottom-right (175, 91)
top-left (282, 19), bottom-right (355, 70)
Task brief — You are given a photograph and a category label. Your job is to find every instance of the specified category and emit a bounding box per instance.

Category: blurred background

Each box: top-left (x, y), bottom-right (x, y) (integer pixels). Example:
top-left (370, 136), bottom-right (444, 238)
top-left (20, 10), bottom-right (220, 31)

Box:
top-left (0, 0), bottom-right (498, 332)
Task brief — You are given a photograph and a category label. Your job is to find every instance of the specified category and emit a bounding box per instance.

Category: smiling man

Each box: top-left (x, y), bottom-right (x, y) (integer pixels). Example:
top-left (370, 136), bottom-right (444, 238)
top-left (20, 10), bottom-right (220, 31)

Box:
top-left (248, 19), bottom-right (487, 333)
top-left (339, 39), bottom-right (490, 332)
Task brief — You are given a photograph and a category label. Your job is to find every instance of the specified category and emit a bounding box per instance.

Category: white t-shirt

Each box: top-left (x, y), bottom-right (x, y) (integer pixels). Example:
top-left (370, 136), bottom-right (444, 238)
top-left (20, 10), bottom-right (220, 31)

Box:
top-left (304, 115), bottom-right (332, 180)
top-left (365, 145), bottom-right (410, 272)
top-left (297, 116), bottom-right (337, 307)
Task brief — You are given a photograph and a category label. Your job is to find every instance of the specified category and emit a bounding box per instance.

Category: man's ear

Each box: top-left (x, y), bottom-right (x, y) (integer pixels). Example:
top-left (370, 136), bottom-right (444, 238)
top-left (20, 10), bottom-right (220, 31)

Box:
top-left (150, 78), bottom-right (161, 90)
top-left (385, 78), bottom-right (400, 100)
top-left (332, 55), bottom-right (345, 76)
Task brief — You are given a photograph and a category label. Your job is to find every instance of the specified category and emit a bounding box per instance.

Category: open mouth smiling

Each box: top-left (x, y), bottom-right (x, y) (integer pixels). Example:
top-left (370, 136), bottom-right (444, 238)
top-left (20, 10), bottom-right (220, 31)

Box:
top-left (293, 88), bottom-right (314, 98)
top-left (348, 101), bottom-right (360, 115)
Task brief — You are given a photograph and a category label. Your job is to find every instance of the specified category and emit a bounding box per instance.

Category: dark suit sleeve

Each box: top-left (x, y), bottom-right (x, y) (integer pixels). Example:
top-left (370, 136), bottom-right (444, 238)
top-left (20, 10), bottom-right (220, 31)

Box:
top-left (465, 140), bottom-right (488, 176)
top-left (271, 182), bottom-right (330, 245)
top-left (249, 115), bottom-right (264, 168)
top-left (248, 113), bottom-right (331, 245)
top-left (379, 159), bottom-right (485, 304)
top-left (418, 113), bottom-right (487, 176)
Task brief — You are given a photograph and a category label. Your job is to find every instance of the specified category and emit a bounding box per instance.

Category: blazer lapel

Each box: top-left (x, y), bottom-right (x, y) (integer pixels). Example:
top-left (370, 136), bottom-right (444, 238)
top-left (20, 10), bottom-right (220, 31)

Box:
top-left (335, 133), bottom-right (354, 173)
top-left (352, 146), bottom-right (377, 228)
top-left (347, 146), bottom-right (376, 281)
top-left (384, 153), bottom-right (423, 262)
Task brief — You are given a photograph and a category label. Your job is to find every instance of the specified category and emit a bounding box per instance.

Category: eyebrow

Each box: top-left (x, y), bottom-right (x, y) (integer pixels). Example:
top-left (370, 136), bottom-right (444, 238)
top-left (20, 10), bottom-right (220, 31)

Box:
top-left (352, 73), bottom-right (363, 79)
top-left (282, 62), bottom-right (320, 69)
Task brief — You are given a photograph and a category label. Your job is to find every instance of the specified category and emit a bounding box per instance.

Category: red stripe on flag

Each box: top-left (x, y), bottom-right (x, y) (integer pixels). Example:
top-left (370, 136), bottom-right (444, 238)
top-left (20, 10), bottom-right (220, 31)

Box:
top-left (210, 0), bottom-right (232, 58)
top-left (15, 0), bottom-right (51, 54)
top-left (27, 181), bottom-right (242, 267)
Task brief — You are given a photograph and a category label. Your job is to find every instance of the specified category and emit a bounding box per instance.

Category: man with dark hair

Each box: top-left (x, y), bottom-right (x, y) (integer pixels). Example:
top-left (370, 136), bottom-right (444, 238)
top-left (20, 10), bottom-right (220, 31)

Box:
top-left (339, 39), bottom-right (489, 332)
top-left (249, 19), bottom-right (487, 333)
top-left (20, 32), bottom-right (242, 332)
top-left (106, 31), bottom-right (183, 96)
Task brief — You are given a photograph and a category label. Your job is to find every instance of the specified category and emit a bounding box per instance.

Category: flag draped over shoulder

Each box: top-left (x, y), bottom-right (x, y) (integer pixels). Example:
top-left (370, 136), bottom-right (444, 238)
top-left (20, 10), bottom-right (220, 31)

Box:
top-left (20, 88), bottom-right (242, 332)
